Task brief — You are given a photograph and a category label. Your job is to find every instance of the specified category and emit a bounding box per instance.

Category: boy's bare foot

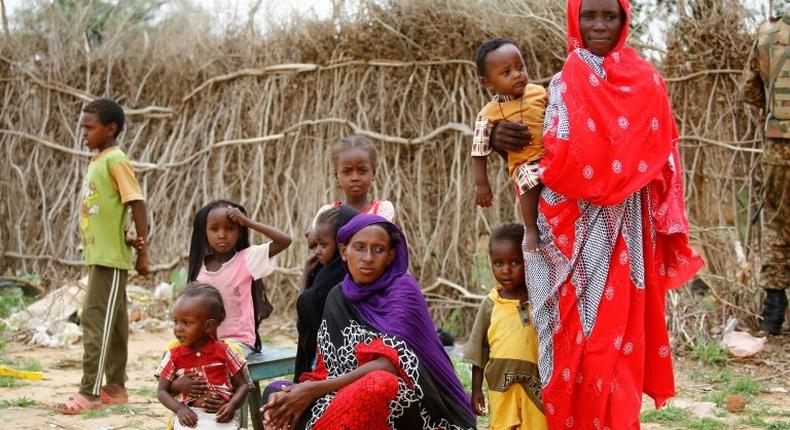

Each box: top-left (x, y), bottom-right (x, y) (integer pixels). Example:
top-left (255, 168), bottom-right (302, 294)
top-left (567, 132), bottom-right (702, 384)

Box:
top-left (524, 225), bottom-right (540, 251)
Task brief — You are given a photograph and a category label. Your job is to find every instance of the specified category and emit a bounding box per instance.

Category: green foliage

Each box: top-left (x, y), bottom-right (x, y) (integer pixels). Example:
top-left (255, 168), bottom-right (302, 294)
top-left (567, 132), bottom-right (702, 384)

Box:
top-left (686, 418), bottom-right (724, 430)
top-left (729, 376), bottom-right (763, 397)
top-left (0, 358), bottom-right (43, 372)
top-left (16, 0), bottom-right (167, 46)
top-left (81, 403), bottom-right (141, 419)
top-left (469, 249), bottom-right (495, 292)
top-left (640, 407), bottom-right (690, 424)
top-left (0, 287), bottom-right (28, 318)
top-left (703, 368), bottom-right (732, 384)
top-left (129, 387), bottom-right (157, 397)
top-left (440, 307), bottom-right (464, 339)
top-left (0, 397), bottom-right (37, 408)
top-left (705, 375), bottom-right (764, 407)
top-left (170, 266), bottom-right (188, 297)
top-left (452, 357), bottom-right (473, 393)
top-left (767, 422), bottom-right (790, 430)
top-left (690, 340), bottom-right (728, 366)
top-left (0, 376), bottom-right (26, 388)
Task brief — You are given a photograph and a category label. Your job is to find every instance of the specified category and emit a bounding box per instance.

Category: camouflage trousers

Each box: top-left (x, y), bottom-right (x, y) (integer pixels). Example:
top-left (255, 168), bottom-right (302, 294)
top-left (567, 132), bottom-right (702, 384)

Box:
top-left (761, 138), bottom-right (789, 290)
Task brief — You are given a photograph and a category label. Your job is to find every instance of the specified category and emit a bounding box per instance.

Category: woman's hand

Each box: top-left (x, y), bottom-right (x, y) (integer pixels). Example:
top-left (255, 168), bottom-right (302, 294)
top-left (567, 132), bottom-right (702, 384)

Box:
top-left (226, 207), bottom-right (250, 227)
top-left (262, 382), bottom-right (317, 429)
top-left (491, 120), bottom-right (532, 154)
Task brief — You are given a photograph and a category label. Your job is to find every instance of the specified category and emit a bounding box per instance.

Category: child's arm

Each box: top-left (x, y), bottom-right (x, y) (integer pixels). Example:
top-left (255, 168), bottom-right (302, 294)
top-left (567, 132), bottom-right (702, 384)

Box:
top-left (157, 377), bottom-right (198, 427)
top-left (215, 370), bottom-right (251, 423)
top-left (471, 365), bottom-right (487, 416)
top-left (127, 200), bottom-right (150, 276)
top-left (226, 207), bottom-right (292, 257)
top-left (472, 157), bottom-right (493, 207)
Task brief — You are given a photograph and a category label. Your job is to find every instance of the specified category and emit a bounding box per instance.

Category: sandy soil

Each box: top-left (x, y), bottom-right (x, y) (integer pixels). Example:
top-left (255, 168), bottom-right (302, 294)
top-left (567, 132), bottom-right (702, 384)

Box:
top-left (0, 326), bottom-right (786, 430)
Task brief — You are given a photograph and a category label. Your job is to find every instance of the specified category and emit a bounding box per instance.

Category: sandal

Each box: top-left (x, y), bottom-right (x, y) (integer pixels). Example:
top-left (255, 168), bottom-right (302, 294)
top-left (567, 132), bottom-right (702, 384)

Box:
top-left (100, 386), bottom-right (129, 405)
top-left (52, 393), bottom-right (102, 415)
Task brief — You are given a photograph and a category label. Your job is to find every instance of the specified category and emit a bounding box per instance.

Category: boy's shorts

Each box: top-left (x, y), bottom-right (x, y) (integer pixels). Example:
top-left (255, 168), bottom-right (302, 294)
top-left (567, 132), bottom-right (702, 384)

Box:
top-left (514, 162), bottom-right (542, 196)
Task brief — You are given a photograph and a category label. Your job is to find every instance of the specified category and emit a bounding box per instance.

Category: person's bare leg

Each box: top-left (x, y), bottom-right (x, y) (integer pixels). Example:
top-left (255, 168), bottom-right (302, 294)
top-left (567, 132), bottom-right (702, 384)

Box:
top-left (520, 185), bottom-right (543, 251)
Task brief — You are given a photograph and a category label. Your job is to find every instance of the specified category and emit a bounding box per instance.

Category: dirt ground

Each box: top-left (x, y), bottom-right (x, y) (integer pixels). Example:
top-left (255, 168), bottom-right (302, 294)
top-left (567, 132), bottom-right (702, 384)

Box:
top-left (0, 321), bottom-right (787, 430)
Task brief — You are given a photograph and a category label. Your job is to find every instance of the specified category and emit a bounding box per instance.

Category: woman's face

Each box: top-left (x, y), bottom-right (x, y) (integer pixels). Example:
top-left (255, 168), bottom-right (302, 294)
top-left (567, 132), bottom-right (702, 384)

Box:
top-left (579, 0), bottom-right (624, 57)
top-left (340, 225), bottom-right (396, 285)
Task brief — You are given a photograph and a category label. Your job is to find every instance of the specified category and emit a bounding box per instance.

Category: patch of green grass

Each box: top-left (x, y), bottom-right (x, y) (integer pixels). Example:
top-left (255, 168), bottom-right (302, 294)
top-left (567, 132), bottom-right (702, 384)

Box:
top-left (81, 404), bottom-right (141, 419)
top-left (640, 407), bottom-right (689, 423)
top-left (740, 414), bottom-right (768, 426)
top-left (704, 390), bottom-right (727, 406)
top-left (704, 368), bottom-right (732, 384)
top-left (686, 418), bottom-right (725, 430)
top-left (129, 387), bottom-right (157, 397)
top-left (0, 358), bottom-right (43, 372)
top-left (705, 375), bottom-right (764, 407)
top-left (452, 358), bottom-right (473, 393)
top-left (0, 397), bottom-right (37, 408)
top-left (738, 414), bottom-right (790, 429)
top-left (0, 287), bottom-right (28, 318)
top-left (729, 376), bottom-right (763, 397)
top-left (690, 340), bottom-right (728, 366)
top-left (0, 376), bottom-right (26, 388)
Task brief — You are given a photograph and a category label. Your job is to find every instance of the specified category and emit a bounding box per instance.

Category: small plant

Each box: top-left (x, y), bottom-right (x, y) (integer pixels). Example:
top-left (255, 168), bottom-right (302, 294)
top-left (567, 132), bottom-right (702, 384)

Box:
top-left (729, 376), bottom-right (763, 397)
top-left (0, 358), bottom-right (44, 373)
top-left (704, 368), bottom-right (732, 384)
top-left (130, 387), bottom-right (157, 397)
top-left (640, 407), bottom-right (689, 424)
top-left (686, 418), bottom-right (724, 430)
top-left (0, 287), bottom-right (27, 318)
top-left (0, 376), bottom-right (26, 388)
top-left (452, 358), bottom-right (473, 393)
top-left (81, 403), bottom-right (140, 419)
top-left (0, 397), bottom-right (37, 408)
top-left (690, 340), bottom-right (728, 366)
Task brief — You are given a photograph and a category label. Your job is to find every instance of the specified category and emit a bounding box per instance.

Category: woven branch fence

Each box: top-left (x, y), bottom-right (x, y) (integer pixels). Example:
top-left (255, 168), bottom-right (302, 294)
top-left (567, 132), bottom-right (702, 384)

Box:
top-left (0, 0), bottom-right (765, 343)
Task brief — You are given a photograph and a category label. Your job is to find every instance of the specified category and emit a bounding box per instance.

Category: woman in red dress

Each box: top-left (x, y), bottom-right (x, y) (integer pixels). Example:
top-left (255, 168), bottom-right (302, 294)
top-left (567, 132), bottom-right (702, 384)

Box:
top-left (495, 0), bottom-right (705, 428)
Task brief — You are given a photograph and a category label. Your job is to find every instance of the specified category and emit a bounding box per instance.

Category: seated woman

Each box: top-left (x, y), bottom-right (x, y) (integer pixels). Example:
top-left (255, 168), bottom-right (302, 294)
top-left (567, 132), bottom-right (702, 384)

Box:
top-left (262, 214), bottom-right (474, 430)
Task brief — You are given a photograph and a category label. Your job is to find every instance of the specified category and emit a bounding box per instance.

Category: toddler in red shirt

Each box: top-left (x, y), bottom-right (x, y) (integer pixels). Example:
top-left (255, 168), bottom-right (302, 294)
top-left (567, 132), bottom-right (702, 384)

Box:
top-left (156, 283), bottom-right (251, 429)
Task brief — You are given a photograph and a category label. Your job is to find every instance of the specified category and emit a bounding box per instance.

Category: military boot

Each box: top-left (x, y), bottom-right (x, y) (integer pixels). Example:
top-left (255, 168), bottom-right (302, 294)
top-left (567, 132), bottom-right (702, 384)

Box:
top-left (760, 289), bottom-right (788, 335)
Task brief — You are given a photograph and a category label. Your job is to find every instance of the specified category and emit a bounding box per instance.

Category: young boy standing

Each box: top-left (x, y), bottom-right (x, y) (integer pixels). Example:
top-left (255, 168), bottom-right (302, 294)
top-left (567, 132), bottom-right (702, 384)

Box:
top-left (464, 224), bottom-right (546, 430)
top-left (55, 98), bottom-right (150, 414)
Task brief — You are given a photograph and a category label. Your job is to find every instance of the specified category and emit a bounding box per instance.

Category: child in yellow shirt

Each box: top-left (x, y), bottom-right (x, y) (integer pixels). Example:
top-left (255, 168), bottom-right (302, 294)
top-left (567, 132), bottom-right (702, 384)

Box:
top-left (464, 224), bottom-right (547, 430)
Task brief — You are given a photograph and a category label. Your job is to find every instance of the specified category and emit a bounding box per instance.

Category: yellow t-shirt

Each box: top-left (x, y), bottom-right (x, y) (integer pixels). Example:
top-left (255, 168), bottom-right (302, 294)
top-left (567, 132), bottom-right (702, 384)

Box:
top-left (79, 146), bottom-right (143, 270)
top-left (464, 287), bottom-right (547, 430)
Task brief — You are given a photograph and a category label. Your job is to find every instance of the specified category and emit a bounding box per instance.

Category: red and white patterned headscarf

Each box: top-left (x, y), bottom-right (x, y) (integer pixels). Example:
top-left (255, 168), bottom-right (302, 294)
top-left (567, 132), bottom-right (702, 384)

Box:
top-left (541, 0), bottom-right (678, 208)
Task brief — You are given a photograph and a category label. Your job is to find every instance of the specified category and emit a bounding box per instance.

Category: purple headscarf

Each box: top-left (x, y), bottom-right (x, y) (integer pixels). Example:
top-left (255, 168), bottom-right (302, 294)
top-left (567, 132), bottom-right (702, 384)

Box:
top-left (337, 214), bottom-right (473, 418)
